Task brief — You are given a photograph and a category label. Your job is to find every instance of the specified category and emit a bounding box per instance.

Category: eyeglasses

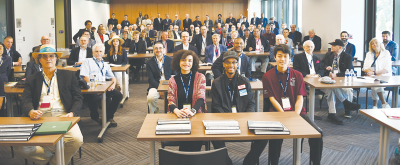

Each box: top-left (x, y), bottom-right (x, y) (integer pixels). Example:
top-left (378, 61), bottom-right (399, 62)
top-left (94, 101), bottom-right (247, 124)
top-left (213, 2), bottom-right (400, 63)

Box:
top-left (41, 54), bottom-right (56, 59)
top-left (224, 61), bottom-right (238, 65)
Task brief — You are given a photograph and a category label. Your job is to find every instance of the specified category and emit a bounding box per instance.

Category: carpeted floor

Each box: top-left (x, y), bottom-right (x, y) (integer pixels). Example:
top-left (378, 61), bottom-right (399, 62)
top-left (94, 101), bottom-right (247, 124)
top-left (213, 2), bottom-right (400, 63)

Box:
top-left (1, 73), bottom-right (400, 165)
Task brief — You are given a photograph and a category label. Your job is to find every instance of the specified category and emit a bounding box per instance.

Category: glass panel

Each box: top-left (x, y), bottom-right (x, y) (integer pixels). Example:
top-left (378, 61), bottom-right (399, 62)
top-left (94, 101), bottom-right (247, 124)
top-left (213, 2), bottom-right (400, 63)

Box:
top-left (0, 0), bottom-right (7, 40)
top-left (375, 0), bottom-right (393, 38)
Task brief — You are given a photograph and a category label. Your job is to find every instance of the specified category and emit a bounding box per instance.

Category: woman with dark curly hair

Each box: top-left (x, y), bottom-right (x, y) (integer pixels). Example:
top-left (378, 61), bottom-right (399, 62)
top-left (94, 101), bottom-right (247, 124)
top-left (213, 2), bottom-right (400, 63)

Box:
top-left (167, 50), bottom-right (207, 151)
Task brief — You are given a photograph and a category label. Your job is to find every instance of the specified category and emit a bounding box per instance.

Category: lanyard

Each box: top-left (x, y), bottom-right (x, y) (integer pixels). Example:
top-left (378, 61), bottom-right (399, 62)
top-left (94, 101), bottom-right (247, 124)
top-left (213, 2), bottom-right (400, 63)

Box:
top-left (93, 57), bottom-right (104, 76)
top-left (308, 59), bottom-right (313, 69)
top-left (180, 72), bottom-right (192, 103)
top-left (228, 85), bottom-right (234, 105)
top-left (372, 53), bottom-right (379, 67)
top-left (275, 67), bottom-right (290, 97)
top-left (155, 56), bottom-right (165, 74)
top-left (41, 71), bottom-right (54, 95)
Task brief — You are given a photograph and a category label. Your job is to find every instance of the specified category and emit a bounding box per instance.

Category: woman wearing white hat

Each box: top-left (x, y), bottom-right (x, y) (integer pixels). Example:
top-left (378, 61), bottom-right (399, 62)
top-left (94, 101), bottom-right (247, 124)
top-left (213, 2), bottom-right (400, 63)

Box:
top-left (107, 36), bottom-right (128, 96)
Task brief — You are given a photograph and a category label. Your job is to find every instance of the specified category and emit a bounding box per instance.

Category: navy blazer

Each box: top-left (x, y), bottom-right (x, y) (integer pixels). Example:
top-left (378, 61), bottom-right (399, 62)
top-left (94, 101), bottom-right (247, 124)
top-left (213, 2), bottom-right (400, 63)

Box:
top-left (190, 34), bottom-right (212, 55)
top-left (303, 35), bottom-right (322, 51)
top-left (67, 47), bottom-right (93, 65)
top-left (107, 49), bottom-right (128, 65)
top-left (174, 44), bottom-right (199, 55)
top-left (161, 39), bottom-right (175, 53)
top-left (183, 18), bottom-right (192, 30)
top-left (250, 17), bottom-right (259, 25)
top-left (149, 30), bottom-right (157, 38)
top-left (3, 46), bottom-right (21, 63)
top-left (162, 19), bottom-right (172, 30)
top-left (0, 55), bottom-right (12, 81)
top-left (258, 18), bottom-right (268, 27)
top-left (289, 31), bottom-right (302, 46)
top-left (21, 70), bottom-right (83, 116)
top-left (245, 36), bottom-right (270, 52)
top-left (212, 52), bottom-right (251, 79)
top-left (153, 17), bottom-right (163, 31)
top-left (129, 40), bottom-right (146, 54)
top-left (146, 55), bottom-right (174, 90)
top-left (292, 52), bottom-right (324, 77)
top-left (204, 44), bottom-right (227, 63)
top-left (320, 51), bottom-right (353, 77)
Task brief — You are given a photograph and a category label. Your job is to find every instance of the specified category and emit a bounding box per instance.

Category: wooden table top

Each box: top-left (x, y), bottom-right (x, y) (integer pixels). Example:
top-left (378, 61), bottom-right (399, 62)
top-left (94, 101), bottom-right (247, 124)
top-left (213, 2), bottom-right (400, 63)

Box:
top-left (268, 61), bottom-right (361, 68)
top-left (304, 76), bottom-right (400, 89)
top-left (56, 65), bottom-right (130, 72)
top-left (268, 62), bottom-right (293, 68)
top-left (158, 79), bottom-right (263, 92)
top-left (198, 66), bottom-right (211, 71)
top-left (360, 109), bottom-right (400, 134)
top-left (127, 53), bottom-right (173, 59)
top-left (0, 117), bottom-right (80, 146)
top-left (137, 112), bottom-right (321, 141)
top-left (5, 81), bottom-right (114, 95)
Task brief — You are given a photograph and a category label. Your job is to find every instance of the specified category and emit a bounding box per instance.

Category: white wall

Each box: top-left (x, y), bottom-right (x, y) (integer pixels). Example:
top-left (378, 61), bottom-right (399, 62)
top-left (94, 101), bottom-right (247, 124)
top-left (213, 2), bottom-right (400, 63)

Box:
top-left (341, 0), bottom-right (364, 61)
top-left (14, 0), bottom-right (55, 64)
top-left (71, 0), bottom-right (110, 44)
top-left (301, 0), bottom-right (342, 51)
top-left (248, 0), bottom-right (262, 19)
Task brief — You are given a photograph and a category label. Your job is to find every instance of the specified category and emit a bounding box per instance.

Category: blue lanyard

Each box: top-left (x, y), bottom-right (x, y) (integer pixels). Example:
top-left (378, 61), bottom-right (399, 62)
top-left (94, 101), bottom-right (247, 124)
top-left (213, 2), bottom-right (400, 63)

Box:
top-left (275, 67), bottom-right (290, 97)
top-left (155, 56), bottom-right (165, 74)
top-left (371, 53), bottom-right (379, 67)
top-left (41, 71), bottom-right (54, 95)
top-left (308, 59), bottom-right (313, 69)
top-left (180, 72), bottom-right (192, 103)
top-left (93, 57), bottom-right (104, 76)
top-left (228, 85), bottom-right (234, 105)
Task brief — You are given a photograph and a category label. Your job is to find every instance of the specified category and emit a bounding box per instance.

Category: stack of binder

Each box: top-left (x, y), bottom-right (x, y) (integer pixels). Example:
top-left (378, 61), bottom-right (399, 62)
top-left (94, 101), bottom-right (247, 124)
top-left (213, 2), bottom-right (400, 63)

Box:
top-left (248, 121), bottom-right (290, 135)
top-left (203, 120), bottom-right (241, 134)
top-left (156, 118), bottom-right (191, 135)
top-left (0, 124), bottom-right (42, 141)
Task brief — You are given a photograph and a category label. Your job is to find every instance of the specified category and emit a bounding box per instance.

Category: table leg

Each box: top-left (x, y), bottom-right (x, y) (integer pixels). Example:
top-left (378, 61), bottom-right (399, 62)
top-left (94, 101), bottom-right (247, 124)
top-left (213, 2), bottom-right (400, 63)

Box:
top-left (256, 90), bottom-right (260, 112)
top-left (150, 141), bottom-right (155, 165)
top-left (293, 138), bottom-right (301, 165)
top-left (378, 125), bottom-right (390, 165)
top-left (164, 92), bottom-right (168, 113)
top-left (55, 137), bottom-right (65, 165)
top-left (98, 93), bottom-right (111, 143)
top-left (308, 87), bottom-right (315, 121)
top-left (6, 93), bottom-right (13, 117)
top-left (392, 87), bottom-right (398, 108)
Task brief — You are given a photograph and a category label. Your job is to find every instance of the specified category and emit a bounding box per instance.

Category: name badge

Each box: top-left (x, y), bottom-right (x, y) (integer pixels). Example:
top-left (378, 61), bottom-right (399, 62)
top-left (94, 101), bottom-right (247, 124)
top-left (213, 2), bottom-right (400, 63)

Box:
top-left (183, 103), bottom-right (191, 110)
top-left (256, 44), bottom-right (260, 50)
top-left (40, 96), bottom-right (51, 108)
top-left (333, 69), bottom-right (339, 74)
top-left (238, 84), bottom-right (246, 90)
top-left (231, 106), bottom-right (237, 113)
top-left (239, 89), bottom-right (247, 96)
top-left (282, 97), bottom-right (291, 111)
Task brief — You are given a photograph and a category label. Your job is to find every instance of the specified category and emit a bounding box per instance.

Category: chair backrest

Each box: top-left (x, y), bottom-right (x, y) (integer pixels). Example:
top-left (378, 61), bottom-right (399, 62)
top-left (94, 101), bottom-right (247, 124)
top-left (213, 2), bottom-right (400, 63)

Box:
top-left (159, 147), bottom-right (228, 165)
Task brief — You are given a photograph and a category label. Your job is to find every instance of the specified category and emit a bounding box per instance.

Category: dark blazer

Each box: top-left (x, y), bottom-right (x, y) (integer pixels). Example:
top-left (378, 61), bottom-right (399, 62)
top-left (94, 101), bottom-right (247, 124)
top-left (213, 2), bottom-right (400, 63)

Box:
top-left (245, 36), bottom-right (270, 52)
top-left (225, 18), bottom-right (236, 28)
top-left (73, 28), bottom-right (94, 43)
top-left (190, 34), bottom-right (213, 55)
top-left (162, 19), bottom-right (172, 30)
top-left (303, 35), bottom-right (322, 51)
top-left (149, 30), bottom-right (157, 38)
top-left (25, 61), bottom-right (40, 78)
top-left (139, 37), bottom-right (152, 48)
top-left (193, 21), bottom-right (202, 27)
top-left (292, 52), bottom-right (324, 77)
top-left (250, 17), bottom-right (259, 25)
top-left (289, 31), bottom-right (302, 46)
top-left (204, 20), bottom-right (213, 33)
top-left (21, 70), bottom-right (83, 116)
top-left (258, 18), bottom-right (268, 27)
top-left (212, 52), bottom-right (251, 78)
top-left (122, 38), bottom-right (131, 48)
top-left (107, 18), bottom-right (118, 27)
top-left (67, 47), bottom-right (93, 65)
top-left (153, 17), bottom-right (163, 31)
top-left (0, 55), bottom-right (12, 81)
top-left (162, 39), bottom-right (175, 53)
top-left (172, 31), bottom-right (181, 39)
top-left (182, 18), bottom-right (192, 30)
top-left (129, 40), bottom-right (146, 54)
top-left (107, 49), bottom-right (128, 65)
top-left (214, 19), bottom-right (225, 28)
top-left (242, 21), bottom-right (249, 28)
top-left (172, 19), bottom-right (181, 30)
top-left (146, 55), bottom-right (174, 90)
top-left (219, 35), bottom-right (232, 46)
top-left (320, 51), bottom-right (353, 77)
top-left (238, 29), bottom-right (245, 37)
top-left (204, 44), bottom-right (228, 63)
top-left (4, 46), bottom-right (21, 63)
top-left (174, 44), bottom-right (199, 55)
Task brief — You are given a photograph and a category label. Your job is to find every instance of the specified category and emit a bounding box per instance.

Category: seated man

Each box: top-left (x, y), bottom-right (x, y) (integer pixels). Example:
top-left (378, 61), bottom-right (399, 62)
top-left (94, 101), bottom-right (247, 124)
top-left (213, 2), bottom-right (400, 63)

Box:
top-left (205, 34), bottom-right (227, 63)
top-left (129, 30), bottom-right (146, 82)
top-left (75, 30), bottom-right (96, 49)
top-left (269, 35), bottom-right (294, 62)
top-left (320, 39), bottom-right (360, 123)
top-left (146, 42), bottom-right (174, 113)
top-left (67, 36), bottom-right (93, 65)
top-left (16, 44), bottom-right (83, 165)
top-left (247, 28), bottom-right (270, 75)
top-left (303, 29), bottom-right (321, 51)
top-left (211, 51), bottom-right (263, 165)
top-left (174, 31), bottom-right (198, 54)
top-left (80, 43), bottom-right (122, 126)
top-left (262, 44), bottom-right (323, 165)
top-left (212, 38), bottom-right (251, 78)
top-left (293, 40), bottom-right (324, 77)
top-left (160, 31), bottom-right (175, 53)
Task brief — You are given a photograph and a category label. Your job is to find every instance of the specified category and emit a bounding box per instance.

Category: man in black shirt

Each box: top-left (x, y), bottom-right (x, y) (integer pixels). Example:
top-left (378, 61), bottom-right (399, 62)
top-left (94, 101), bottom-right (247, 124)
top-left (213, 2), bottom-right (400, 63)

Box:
top-left (107, 13), bottom-right (118, 30)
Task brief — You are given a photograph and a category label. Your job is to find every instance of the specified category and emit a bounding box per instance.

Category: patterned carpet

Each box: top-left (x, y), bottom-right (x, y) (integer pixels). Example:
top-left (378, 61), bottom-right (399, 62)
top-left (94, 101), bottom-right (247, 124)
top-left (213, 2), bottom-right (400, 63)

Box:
top-left (1, 74), bottom-right (400, 165)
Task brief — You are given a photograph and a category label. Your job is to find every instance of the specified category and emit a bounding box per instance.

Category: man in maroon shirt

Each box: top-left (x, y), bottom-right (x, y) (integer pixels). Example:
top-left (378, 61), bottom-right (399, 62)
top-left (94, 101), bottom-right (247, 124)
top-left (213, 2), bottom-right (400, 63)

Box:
top-left (262, 44), bottom-right (323, 165)
top-left (262, 24), bottom-right (276, 47)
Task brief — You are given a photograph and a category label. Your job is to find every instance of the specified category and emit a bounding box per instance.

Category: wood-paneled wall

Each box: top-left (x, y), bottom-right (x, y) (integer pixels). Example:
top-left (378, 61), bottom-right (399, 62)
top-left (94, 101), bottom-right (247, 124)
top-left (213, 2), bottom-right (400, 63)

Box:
top-left (110, 1), bottom-right (248, 29)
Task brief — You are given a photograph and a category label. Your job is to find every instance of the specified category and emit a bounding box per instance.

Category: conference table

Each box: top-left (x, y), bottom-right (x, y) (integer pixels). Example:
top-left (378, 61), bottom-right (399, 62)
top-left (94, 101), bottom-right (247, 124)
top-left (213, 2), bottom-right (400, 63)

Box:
top-left (304, 76), bottom-right (400, 121)
top-left (137, 112), bottom-right (321, 165)
top-left (157, 79), bottom-right (263, 113)
top-left (268, 60), bottom-right (362, 68)
top-left (0, 117), bottom-right (80, 165)
top-left (4, 81), bottom-right (113, 143)
top-left (359, 109), bottom-right (400, 165)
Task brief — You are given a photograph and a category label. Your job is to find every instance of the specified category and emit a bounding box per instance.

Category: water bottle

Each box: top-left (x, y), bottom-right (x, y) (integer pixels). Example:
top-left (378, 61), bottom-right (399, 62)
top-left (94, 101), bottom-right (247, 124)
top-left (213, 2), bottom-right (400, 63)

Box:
top-left (260, 47), bottom-right (264, 53)
top-left (295, 45), bottom-right (298, 53)
top-left (350, 69), bottom-right (355, 83)
top-left (345, 69), bottom-right (349, 84)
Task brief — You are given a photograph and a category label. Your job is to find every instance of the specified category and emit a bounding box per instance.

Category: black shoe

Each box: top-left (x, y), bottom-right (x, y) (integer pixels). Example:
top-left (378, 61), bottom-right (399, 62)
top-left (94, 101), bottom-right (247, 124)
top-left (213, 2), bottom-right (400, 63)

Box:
top-left (327, 113), bottom-right (343, 125)
top-left (343, 100), bottom-right (361, 111)
top-left (344, 109), bottom-right (352, 118)
top-left (109, 119), bottom-right (118, 127)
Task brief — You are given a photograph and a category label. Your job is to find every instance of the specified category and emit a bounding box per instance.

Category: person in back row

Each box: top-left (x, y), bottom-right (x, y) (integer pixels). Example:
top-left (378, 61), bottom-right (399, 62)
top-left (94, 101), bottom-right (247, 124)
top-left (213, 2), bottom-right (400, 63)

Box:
top-left (262, 44), bottom-right (323, 165)
top-left (67, 36), bottom-right (92, 65)
top-left (204, 34), bottom-right (227, 64)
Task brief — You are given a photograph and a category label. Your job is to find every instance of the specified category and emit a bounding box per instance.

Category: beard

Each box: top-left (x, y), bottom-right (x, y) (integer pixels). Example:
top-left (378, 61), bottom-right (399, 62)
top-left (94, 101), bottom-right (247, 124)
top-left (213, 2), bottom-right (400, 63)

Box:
top-left (383, 39), bottom-right (389, 43)
top-left (341, 38), bottom-right (348, 43)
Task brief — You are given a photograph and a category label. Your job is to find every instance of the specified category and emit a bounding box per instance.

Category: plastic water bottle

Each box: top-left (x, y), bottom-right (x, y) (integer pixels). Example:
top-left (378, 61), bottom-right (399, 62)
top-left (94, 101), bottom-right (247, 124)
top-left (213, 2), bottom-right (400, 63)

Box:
top-left (295, 45), bottom-right (298, 53)
top-left (350, 69), bottom-right (355, 83)
top-left (345, 69), bottom-right (350, 84)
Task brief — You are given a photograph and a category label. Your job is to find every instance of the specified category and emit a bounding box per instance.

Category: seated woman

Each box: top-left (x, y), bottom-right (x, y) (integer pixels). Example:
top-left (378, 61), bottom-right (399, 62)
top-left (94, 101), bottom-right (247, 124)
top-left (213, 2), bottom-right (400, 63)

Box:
top-left (107, 35), bottom-right (128, 95)
top-left (168, 50), bottom-right (207, 151)
top-left (0, 43), bottom-right (12, 109)
top-left (363, 38), bottom-right (392, 109)
top-left (228, 30), bottom-right (238, 48)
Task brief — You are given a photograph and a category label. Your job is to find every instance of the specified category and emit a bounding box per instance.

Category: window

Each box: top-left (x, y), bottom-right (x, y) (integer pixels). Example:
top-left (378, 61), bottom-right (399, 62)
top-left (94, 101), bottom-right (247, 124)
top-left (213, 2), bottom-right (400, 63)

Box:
top-left (0, 0), bottom-right (7, 40)
top-left (375, 0), bottom-right (393, 38)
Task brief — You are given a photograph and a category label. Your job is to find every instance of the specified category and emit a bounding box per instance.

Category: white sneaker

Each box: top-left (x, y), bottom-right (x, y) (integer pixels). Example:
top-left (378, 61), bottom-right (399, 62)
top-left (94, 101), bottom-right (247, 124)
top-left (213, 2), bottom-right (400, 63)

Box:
top-left (382, 103), bottom-right (391, 109)
top-left (372, 106), bottom-right (378, 109)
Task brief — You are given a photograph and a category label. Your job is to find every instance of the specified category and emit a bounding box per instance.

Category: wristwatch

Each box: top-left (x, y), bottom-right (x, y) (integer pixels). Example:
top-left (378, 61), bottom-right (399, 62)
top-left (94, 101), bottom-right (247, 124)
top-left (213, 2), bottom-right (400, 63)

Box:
top-left (191, 108), bottom-right (197, 115)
